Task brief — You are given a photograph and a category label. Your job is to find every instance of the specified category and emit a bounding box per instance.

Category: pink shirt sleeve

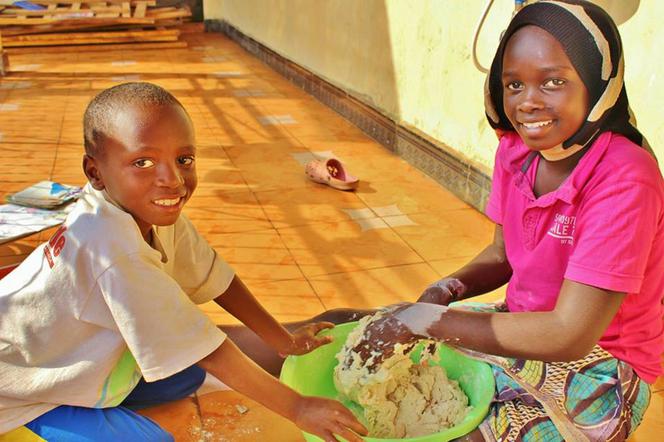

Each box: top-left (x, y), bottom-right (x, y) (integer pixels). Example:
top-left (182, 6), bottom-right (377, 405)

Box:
top-left (566, 179), bottom-right (662, 293)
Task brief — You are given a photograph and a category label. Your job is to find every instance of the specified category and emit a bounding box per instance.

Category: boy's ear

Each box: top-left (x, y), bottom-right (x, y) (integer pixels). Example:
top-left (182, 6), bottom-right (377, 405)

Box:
top-left (82, 154), bottom-right (105, 190)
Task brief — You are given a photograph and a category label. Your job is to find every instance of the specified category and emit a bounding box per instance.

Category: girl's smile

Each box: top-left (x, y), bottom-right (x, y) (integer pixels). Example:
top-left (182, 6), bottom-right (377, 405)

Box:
top-left (518, 119), bottom-right (554, 138)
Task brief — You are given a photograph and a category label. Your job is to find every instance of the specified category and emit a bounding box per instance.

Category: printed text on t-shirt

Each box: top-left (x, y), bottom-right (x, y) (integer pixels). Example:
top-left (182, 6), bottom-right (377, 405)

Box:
top-left (44, 225), bottom-right (67, 268)
top-left (548, 213), bottom-right (576, 245)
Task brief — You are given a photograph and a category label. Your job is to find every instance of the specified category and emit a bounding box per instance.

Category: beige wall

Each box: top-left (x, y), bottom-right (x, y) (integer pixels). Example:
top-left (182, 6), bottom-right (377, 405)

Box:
top-left (205, 0), bottom-right (663, 172)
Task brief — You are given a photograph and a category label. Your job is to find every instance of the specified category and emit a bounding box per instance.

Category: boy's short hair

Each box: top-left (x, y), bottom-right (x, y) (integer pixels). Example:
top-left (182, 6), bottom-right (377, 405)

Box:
top-left (83, 82), bottom-right (186, 157)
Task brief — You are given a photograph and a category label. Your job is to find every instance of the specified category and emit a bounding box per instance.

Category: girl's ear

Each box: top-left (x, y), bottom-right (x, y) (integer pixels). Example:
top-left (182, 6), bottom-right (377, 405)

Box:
top-left (82, 154), bottom-right (105, 190)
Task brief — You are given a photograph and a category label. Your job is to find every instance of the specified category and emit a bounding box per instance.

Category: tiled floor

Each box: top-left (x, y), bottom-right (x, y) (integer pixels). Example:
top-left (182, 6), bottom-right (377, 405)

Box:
top-left (0, 28), bottom-right (661, 441)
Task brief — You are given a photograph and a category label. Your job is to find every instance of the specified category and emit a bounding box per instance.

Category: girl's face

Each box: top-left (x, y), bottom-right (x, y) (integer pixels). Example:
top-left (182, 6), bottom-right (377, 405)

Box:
top-left (501, 25), bottom-right (589, 151)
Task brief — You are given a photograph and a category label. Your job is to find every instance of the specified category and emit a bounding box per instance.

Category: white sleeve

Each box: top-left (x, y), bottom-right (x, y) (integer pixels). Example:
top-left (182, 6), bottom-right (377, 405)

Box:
top-left (171, 215), bottom-right (235, 304)
top-left (97, 253), bottom-right (226, 382)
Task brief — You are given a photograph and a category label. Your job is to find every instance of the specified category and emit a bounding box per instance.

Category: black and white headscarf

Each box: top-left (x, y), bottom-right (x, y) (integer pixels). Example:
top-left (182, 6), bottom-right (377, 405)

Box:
top-left (485, 0), bottom-right (651, 159)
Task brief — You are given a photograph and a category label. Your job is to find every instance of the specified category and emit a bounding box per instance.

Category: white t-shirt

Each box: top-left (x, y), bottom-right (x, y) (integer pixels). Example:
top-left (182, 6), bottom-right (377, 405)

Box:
top-left (0, 184), bottom-right (234, 432)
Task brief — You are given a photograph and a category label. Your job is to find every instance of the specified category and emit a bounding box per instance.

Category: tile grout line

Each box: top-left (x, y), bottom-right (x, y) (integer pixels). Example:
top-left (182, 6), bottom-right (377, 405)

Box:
top-left (51, 78), bottom-right (79, 181)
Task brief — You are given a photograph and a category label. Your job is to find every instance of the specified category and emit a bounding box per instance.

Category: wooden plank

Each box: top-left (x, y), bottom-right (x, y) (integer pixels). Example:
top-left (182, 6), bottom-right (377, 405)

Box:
top-left (6, 28), bottom-right (179, 41)
top-left (30, 1), bottom-right (156, 5)
top-left (0, 20), bottom-right (159, 36)
top-left (0, 17), bottom-right (154, 27)
top-left (45, 4), bottom-right (57, 20)
top-left (133, 1), bottom-right (147, 18)
top-left (0, 8), bottom-right (109, 17)
top-left (121, 1), bottom-right (130, 18)
top-left (6, 39), bottom-right (185, 54)
top-left (146, 8), bottom-right (191, 20)
top-left (3, 34), bottom-right (178, 47)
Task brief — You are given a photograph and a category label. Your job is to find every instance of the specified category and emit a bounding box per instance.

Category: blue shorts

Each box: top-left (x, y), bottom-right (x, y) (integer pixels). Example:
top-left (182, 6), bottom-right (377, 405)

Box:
top-left (17, 365), bottom-right (205, 442)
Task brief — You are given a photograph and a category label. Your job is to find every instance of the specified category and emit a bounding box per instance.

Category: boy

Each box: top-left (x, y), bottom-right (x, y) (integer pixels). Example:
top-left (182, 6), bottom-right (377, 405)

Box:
top-left (0, 82), bottom-right (367, 442)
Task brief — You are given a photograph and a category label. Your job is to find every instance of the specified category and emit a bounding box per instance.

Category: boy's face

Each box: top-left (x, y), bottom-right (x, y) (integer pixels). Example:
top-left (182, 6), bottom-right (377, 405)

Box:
top-left (501, 25), bottom-right (589, 151)
top-left (84, 103), bottom-right (197, 238)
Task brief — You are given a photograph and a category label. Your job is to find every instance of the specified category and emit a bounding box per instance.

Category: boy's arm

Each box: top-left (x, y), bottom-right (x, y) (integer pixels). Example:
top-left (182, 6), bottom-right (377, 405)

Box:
top-left (198, 339), bottom-right (366, 442)
top-left (214, 276), bottom-right (333, 356)
top-left (419, 224), bottom-right (512, 304)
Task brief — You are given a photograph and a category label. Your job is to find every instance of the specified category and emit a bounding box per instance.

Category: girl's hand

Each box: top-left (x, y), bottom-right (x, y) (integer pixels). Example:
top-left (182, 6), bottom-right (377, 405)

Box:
top-left (418, 278), bottom-right (466, 305)
top-left (294, 396), bottom-right (368, 442)
top-left (279, 322), bottom-right (335, 356)
top-left (348, 303), bottom-right (428, 370)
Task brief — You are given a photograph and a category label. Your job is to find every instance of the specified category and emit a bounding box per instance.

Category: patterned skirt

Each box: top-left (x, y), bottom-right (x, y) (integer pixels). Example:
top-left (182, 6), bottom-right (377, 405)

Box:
top-left (452, 302), bottom-right (651, 442)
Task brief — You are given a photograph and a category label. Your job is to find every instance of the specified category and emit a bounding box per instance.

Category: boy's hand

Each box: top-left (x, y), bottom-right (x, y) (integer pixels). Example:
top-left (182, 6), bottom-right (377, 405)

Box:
top-left (417, 277), bottom-right (466, 305)
top-left (279, 321), bottom-right (335, 356)
top-left (294, 396), bottom-right (368, 442)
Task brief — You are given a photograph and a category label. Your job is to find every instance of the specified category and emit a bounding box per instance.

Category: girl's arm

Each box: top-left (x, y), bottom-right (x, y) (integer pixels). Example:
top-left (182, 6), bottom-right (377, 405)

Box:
top-left (198, 339), bottom-right (367, 442)
top-left (419, 225), bottom-right (512, 304)
top-left (214, 276), bottom-right (333, 356)
top-left (447, 224), bottom-right (512, 298)
top-left (372, 279), bottom-right (624, 362)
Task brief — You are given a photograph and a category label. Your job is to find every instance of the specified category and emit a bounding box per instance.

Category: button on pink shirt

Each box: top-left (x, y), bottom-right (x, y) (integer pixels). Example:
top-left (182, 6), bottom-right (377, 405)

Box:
top-left (486, 131), bottom-right (664, 383)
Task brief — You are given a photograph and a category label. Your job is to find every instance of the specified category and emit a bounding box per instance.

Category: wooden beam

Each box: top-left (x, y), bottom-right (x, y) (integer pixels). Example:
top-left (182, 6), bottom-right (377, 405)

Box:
top-left (2, 28), bottom-right (180, 47)
top-left (6, 39), bottom-right (185, 54)
top-left (121, 1), bottom-right (130, 18)
top-left (6, 28), bottom-right (178, 41)
top-left (133, 1), bottom-right (147, 18)
top-left (45, 4), bottom-right (57, 20)
top-left (0, 17), bottom-right (154, 26)
top-left (0, 20), bottom-right (159, 36)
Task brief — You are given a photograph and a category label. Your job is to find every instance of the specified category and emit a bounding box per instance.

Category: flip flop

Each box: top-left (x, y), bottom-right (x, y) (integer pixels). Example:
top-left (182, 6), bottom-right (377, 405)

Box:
top-left (305, 158), bottom-right (359, 191)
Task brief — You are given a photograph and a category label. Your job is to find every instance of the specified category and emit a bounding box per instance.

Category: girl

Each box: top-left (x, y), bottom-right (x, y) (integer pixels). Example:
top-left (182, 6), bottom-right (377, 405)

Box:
top-left (361, 1), bottom-right (663, 441)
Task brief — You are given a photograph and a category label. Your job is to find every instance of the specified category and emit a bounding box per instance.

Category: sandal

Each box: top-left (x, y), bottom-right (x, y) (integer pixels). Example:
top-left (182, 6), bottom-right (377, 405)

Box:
top-left (305, 158), bottom-right (359, 191)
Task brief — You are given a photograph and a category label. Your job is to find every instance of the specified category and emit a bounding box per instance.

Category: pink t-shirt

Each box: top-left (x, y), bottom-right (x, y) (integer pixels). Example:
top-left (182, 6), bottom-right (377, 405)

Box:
top-left (486, 131), bottom-right (664, 383)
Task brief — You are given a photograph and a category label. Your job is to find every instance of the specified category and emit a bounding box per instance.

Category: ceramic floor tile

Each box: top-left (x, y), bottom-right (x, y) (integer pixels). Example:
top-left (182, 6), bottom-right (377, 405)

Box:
top-left (210, 121), bottom-right (298, 146)
top-left (0, 238), bottom-right (40, 258)
top-left (0, 123), bottom-right (62, 144)
top-left (223, 141), bottom-right (306, 166)
top-left (0, 181), bottom-right (39, 203)
top-left (627, 390), bottom-right (663, 441)
top-left (197, 391), bottom-right (304, 442)
top-left (196, 165), bottom-right (249, 192)
top-left (277, 220), bottom-right (423, 278)
top-left (0, 144), bottom-right (57, 185)
top-left (296, 139), bottom-right (436, 184)
top-left (654, 373), bottom-right (664, 392)
top-left (254, 186), bottom-right (369, 229)
top-left (195, 144), bottom-right (230, 160)
top-left (137, 397), bottom-right (201, 442)
top-left (309, 263), bottom-right (440, 310)
top-left (289, 150), bottom-right (338, 166)
top-left (205, 230), bottom-right (304, 281)
top-left (202, 279), bottom-right (326, 324)
top-left (198, 301), bottom-right (239, 325)
top-left (356, 173), bottom-right (471, 213)
top-left (185, 191), bottom-right (272, 234)
top-left (238, 160), bottom-right (313, 192)
top-left (391, 210), bottom-right (494, 261)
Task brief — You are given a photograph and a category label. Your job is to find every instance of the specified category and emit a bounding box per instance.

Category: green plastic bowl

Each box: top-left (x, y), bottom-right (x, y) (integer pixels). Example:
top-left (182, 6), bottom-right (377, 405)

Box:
top-left (280, 321), bottom-right (495, 442)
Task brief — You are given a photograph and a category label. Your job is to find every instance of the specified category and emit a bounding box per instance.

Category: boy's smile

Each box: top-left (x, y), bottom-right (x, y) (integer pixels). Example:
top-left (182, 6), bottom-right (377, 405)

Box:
top-left (83, 103), bottom-right (197, 240)
top-left (501, 25), bottom-right (589, 151)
